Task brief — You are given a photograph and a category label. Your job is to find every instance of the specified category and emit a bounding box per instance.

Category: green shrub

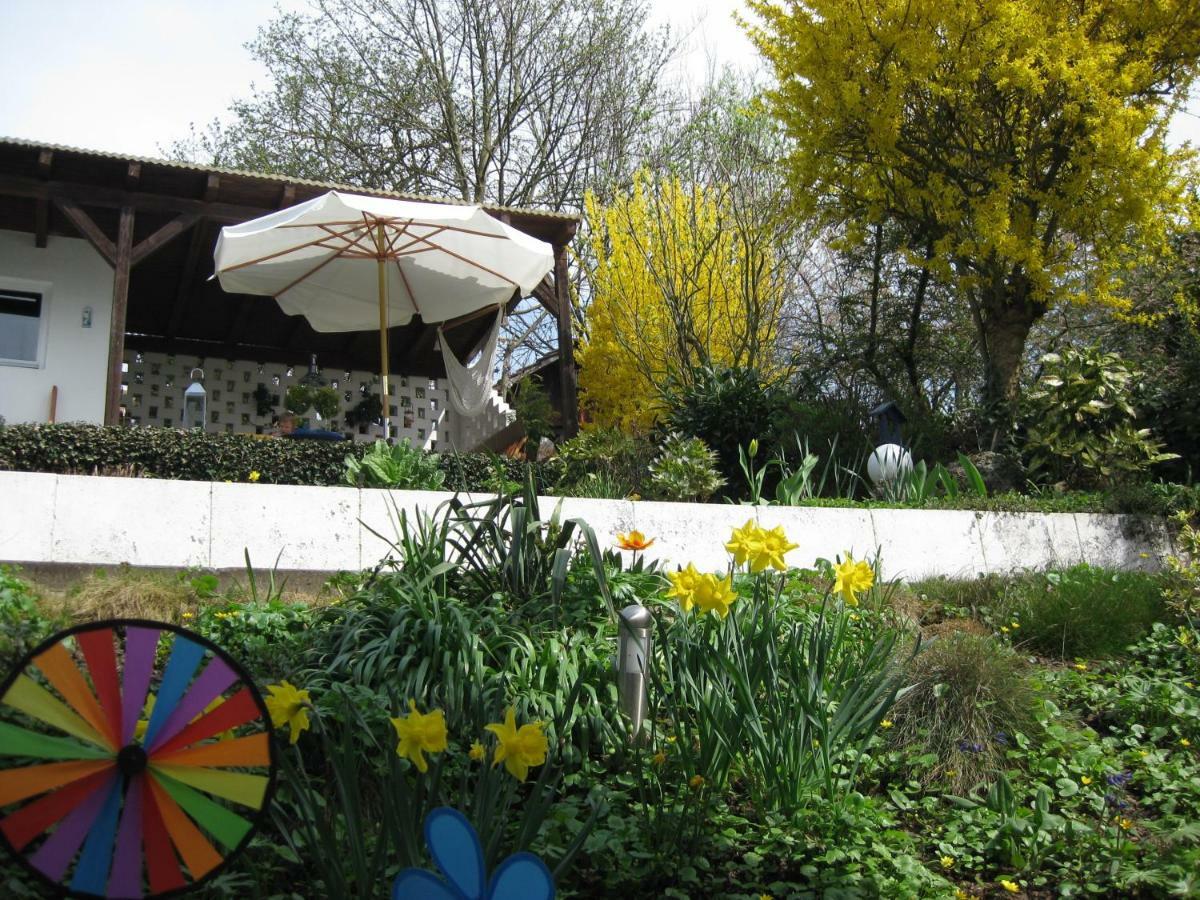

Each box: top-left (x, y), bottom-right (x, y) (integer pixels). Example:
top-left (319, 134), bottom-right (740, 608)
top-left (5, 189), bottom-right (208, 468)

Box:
top-left (662, 365), bottom-right (782, 492)
top-left (0, 566), bottom-right (63, 670)
top-left (344, 438), bottom-right (446, 490)
top-left (555, 427), bottom-right (654, 497)
top-left (1000, 564), bottom-right (1165, 658)
top-left (891, 632), bottom-right (1037, 790)
top-left (1023, 346), bottom-right (1177, 488)
top-left (0, 423), bottom-right (557, 491)
top-left (647, 432), bottom-right (724, 502)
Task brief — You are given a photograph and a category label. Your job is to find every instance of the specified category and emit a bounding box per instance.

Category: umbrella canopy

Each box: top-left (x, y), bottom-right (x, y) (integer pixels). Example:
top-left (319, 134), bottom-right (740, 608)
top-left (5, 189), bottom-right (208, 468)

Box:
top-left (213, 191), bottom-right (555, 438)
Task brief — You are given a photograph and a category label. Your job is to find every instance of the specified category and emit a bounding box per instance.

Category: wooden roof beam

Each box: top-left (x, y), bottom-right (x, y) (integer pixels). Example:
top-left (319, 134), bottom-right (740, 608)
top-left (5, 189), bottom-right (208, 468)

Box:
top-left (126, 163), bottom-right (142, 190)
top-left (54, 196), bottom-right (115, 265)
top-left (130, 212), bottom-right (201, 266)
top-left (165, 220), bottom-right (209, 340)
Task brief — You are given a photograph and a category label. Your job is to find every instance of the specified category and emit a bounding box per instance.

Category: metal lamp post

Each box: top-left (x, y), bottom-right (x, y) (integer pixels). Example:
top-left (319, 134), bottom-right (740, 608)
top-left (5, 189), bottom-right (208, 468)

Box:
top-left (616, 603), bottom-right (653, 740)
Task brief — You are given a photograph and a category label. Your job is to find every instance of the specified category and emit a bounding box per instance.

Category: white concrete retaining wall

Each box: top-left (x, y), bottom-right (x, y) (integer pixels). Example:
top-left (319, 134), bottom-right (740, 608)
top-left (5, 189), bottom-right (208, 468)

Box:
top-left (0, 470), bottom-right (1174, 579)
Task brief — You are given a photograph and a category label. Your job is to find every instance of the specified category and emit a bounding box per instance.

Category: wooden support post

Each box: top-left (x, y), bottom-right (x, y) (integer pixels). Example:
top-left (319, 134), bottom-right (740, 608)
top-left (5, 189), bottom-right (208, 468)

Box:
top-left (104, 206), bottom-right (134, 425)
top-left (553, 244), bottom-right (578, 439)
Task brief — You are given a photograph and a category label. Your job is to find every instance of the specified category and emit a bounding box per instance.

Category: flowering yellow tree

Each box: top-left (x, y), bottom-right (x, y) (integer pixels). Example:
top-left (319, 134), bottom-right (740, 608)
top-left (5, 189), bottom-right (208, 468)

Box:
top-left (746, 0), bottom-right (1200, 434)
top-left (578, 171), bottom-right (785, 430)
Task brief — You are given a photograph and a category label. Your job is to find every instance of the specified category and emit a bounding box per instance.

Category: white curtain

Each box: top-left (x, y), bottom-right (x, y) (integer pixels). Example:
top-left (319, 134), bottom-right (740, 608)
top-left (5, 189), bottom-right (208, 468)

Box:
top-left (439, 308), bottom-right (503, 417)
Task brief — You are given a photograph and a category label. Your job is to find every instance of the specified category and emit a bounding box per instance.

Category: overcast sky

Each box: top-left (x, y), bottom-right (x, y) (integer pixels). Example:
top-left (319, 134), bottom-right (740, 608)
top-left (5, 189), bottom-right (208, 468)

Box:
top-left (1, 0), bottom-right (1196, 160)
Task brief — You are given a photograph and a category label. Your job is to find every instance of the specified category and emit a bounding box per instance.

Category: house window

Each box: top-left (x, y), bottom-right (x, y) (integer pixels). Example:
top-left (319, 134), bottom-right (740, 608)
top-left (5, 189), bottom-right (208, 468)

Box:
top-left (0, 285), bottom-right (46, 366)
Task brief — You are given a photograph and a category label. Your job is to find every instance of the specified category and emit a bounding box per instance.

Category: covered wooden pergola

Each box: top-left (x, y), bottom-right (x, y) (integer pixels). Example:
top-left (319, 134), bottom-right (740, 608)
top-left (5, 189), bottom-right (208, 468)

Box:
top-left (0, 137), bottom-right (579, 435)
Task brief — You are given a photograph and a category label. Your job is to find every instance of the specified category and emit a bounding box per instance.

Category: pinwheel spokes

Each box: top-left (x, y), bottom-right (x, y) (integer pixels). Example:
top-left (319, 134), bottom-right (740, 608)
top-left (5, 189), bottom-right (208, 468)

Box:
top-left (0, 620), bottom-right (275, 898)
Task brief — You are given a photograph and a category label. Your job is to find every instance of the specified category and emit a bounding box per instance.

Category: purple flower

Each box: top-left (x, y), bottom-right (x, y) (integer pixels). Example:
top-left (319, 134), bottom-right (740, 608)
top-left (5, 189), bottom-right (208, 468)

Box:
top-left (1106, 771), bottom-right (1132, 787)
top-left (994, 731), bottom-right (1010, 746)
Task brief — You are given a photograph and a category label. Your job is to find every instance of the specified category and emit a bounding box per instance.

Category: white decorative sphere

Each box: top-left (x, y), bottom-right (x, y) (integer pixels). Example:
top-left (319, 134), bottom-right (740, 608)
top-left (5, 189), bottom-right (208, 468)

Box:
top-left (867, 443), bottom-right (913, 485)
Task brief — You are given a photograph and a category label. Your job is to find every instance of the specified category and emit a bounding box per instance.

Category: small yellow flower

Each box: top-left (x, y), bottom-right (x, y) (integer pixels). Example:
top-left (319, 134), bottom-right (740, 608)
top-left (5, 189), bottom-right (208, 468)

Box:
top-left (469, 741), bottom-right (486, 761)
top-left (1081, 776), bottom-right (1093, 785)
top-left (1009, 621), bottom-right (1020, 629)
top-left (1000, 625), bottom-right (1010, 634)
top-left (692, 572), bottom-right (738, 618)
top-left (758, 894), bottom-right (771, 900)
top-left (689, 774), bottom-right (705, 790)
top-left (390, 701), bottom-right (448, 773)
top-left (849, 612), bottom-right (860, 621)
top-left (999, 879), bottom-right (1020, 893)
top-left (725, 519), bottom-right (762, 568)
top-left (940, 855), bottom-right (954, 869)
top-left (264, 681), bottom-right (311, 744)
top-left (1073, 662), bottom-right (1088, 672)
top-left (485, 707), bottom-right (548, 782)
top-left (749, 524), bottom-right (798, 573)
top-left (182, 611), bottom-right (194, 620)
top-left (945, 769), bottom-right (958, 778)
top-left (666, 735), bottom-right (677, 744)
top-left (616, 530), bottom-right (654, 552)
top-left (248, 470), bottom-right (261, 483)
top-left (1116, 816), bottom-right (1133, 830)
top-left (880, 719), bottom-right (894, 729)
top-left (1138, 749), bottom-right (1150, 758)
top-left (665, 563), bottom-right (702, 612)
top-left (832, 555), bottom-right (874, 606)
top-left (955, 890), bottom-right (970, 900)
top-left (1181, 738), bottom-right (1192, 748)
top-left (652, 751), bottom-right (667, 766)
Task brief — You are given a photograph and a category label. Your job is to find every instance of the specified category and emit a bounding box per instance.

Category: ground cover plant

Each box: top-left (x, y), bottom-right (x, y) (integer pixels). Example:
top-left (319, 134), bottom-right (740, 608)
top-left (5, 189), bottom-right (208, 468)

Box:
top-left (1, 493), bottom-right (1197, 898)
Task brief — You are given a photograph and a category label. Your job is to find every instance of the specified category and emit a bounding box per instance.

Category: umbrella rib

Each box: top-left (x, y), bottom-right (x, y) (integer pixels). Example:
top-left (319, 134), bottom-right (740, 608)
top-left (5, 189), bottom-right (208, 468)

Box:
top-left (273, 226), bottom-right (377, 299)
top-left (220, 222), bottom-right (365, 272)
top-left (392, 257), bottom-right (421, 317)
top-left (409, 236), bottom-right (520, 287)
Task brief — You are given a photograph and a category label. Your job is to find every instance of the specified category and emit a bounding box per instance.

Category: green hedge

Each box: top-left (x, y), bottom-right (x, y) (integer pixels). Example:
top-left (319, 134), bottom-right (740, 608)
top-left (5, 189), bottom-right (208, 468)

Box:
top-left (0, 424), bottom-right (559, 491)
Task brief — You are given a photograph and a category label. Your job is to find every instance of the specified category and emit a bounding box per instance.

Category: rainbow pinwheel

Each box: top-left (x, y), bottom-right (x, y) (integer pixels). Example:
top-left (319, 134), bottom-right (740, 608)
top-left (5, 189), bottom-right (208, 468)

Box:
top-left (0, 619), bottom-right (276, 898)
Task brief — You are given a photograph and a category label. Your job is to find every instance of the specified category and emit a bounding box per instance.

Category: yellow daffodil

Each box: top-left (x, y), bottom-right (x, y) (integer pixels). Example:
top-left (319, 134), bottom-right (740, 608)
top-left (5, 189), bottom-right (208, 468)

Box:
top-left (880, 719), bottom-right (894, 729)
top-left (692, 572), bottom-right (738, 618)
top-left (725, 519), bottom-right (762, 568)
top-left (265, 681), bottom-right (311, 744)
top-left (248, 470), bottom-right (261, 483)
top-left (750, 524), bottom-right (798, 573)
top-left (469, 741), bottom-right (486, 762)
top-left (652, 751), bottom-right (667, 766)
top-left (485, 707), bottom-right (548, 782)
top-left (390, 700), bottom-right (448, 773)
top-left (999, 879), bottom-right (1020, 893)
top-left (689, 774), bottom-right (705, 790)
top-left (616, 530), bottom-right (654, 551)
top-left (665, 564), bottom-right (702, 612)
top-left (832, 555), bottom-right (874, 606)
top-left (940, 855), bottom-right (954, 869)
top-left (1081, 776), bottom-right (1093, 785)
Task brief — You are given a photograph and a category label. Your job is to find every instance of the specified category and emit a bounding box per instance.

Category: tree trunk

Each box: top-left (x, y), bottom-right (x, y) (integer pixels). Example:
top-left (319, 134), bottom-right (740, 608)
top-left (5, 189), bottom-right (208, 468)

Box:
top-left (977, 275), bottom-right (1045, 448)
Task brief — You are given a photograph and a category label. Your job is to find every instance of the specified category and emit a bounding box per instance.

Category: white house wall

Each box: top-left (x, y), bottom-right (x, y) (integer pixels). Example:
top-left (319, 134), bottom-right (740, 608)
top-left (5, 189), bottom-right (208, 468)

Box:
top-left (0, 229), bottom-right (114, 425)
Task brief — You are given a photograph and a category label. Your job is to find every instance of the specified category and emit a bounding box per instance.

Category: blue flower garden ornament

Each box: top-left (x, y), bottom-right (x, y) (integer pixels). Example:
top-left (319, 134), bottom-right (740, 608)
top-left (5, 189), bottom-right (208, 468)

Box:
top-left (392, 807), bottom-right (555, 900)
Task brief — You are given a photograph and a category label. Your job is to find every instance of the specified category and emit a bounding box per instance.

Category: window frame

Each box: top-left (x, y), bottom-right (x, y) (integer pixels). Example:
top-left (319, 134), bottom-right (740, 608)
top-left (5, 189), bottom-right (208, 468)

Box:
top-left (0, 276), bottom-right (52, 369)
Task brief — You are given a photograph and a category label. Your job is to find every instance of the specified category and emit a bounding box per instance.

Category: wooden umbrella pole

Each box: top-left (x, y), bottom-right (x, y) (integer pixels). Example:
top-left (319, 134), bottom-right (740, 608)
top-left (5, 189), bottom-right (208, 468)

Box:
top-left (377, 222), bottom-right (390, 442)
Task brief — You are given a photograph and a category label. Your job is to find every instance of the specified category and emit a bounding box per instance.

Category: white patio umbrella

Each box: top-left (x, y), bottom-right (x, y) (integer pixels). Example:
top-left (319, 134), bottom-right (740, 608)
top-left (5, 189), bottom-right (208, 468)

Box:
top-left (213, 190), bottom-right (553, 439)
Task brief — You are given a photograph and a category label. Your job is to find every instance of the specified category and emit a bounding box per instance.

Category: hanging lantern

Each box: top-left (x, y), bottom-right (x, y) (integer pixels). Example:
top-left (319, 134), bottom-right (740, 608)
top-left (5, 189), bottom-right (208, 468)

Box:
top-left (182, 368), bottom-right (206, 430)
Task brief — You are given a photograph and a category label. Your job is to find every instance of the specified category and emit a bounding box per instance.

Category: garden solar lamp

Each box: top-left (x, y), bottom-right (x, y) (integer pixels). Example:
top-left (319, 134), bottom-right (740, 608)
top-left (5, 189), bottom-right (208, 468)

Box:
top-left (866, 400), bottom-right (912, 487)
top-left (616, 603), bottom-right (652, 741)
top-left (182, 368), bottom-right (206, 431)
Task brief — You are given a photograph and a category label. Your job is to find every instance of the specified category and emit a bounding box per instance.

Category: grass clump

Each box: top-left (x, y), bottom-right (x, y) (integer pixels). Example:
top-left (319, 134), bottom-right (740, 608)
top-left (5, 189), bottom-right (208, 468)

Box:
top-left (1000, 564), bottom-right (1164, 659)
top-left (46, 565), bottom-right (205, 624)
top-left (891, 632), bottom-right (1037, 791)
